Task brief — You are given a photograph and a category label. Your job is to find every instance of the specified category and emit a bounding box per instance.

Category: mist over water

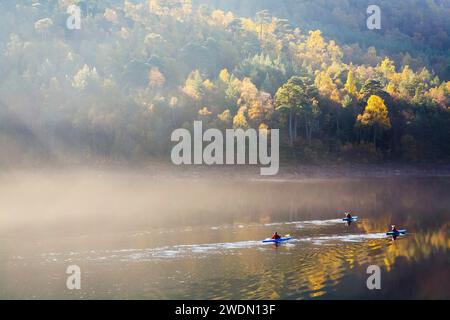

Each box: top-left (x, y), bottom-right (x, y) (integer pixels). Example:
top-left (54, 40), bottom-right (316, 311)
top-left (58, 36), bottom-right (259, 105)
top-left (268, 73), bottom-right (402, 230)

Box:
top-left (0, 171), bottom-right (448, 299)
top-left (0, 0), bottom-right (449, 303)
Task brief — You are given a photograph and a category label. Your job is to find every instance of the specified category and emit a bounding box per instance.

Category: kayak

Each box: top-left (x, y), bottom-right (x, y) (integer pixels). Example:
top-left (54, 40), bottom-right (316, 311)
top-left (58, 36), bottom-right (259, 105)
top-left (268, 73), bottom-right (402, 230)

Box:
top-left (262, 236), bottom-right (293, 243)
top-left (342, 216), bottom-right (358, 221)
top-left (386, 229), bottom-right (407, 236)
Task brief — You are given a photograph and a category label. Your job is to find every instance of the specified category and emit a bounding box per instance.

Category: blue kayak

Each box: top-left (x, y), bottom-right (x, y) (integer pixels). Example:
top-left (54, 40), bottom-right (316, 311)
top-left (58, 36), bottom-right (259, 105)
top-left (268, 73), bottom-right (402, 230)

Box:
top-left (386, 229), bottom-right (407, 236)
top-left (262, 236), bottom-right (293, 243)
top-left (342, 216), bottom-right (358, 221)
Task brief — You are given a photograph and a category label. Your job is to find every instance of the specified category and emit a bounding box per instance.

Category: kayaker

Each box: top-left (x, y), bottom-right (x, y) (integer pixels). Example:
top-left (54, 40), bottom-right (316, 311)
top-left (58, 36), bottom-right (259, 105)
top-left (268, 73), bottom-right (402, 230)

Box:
top-left (345, 212), bottom-right (352, 219)
top-left (271, 232), bottom-right (281, 239)
top-left (391, 225), bottom-right (398, 233)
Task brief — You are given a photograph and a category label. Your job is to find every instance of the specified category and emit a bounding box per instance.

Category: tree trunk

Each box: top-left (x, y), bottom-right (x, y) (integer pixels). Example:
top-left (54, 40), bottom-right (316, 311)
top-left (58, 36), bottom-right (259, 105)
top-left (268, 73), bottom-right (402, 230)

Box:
top-left (305, 114), bottom-right (311, 144)
top-left (336, 113), bottom-right (340, 131)
top-left (294, 114), bottom-right (298, 141)
top-left (373, 127), bottom-right (377, 146)
top-left (289, 109), bottom-right (293, 146)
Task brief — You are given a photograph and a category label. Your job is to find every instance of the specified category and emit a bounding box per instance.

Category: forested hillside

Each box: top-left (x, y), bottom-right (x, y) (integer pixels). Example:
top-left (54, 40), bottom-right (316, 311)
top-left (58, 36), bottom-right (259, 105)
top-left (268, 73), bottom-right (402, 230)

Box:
top-left (195, 0), bottom-right (450, 80)
top-left (0, 0), bottom-right (449, 165)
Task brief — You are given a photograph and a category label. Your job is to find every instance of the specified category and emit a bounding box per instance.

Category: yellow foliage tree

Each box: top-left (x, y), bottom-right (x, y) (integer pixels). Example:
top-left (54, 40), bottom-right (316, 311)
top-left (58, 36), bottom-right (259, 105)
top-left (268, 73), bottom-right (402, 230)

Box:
top-left (211, 10), bottom-right (234, 26)
top-left (238, 78), bottom-right (272, 125)
top-left (198, 106), bottom-right (212, 116)
top-left (378, 57), bottom-right (396, 80)
top-left (344, 68), bottom-right (357, 96)
top-left (219, 68), bottom-right (230, 83)
top-left (217, 109), bottom-right (232, 124)
top-left (307, 30), bottom-right (326, 52)
top-left (202, 79), bottom-right (215, 91)
top-left (315, 71), bottom-right (340, 103)
top-left (356, 95), bottom-right (391, 144)
top-left (182, 70), bottom-right (203, 101)
top-left (233, 107), bottom-right (249, 129)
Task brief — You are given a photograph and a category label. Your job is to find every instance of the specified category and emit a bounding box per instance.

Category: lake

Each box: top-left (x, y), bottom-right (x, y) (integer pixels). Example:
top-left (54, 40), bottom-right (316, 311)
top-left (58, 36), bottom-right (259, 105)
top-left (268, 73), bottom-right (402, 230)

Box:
top-left (0, 172), bottom-right (449, 299)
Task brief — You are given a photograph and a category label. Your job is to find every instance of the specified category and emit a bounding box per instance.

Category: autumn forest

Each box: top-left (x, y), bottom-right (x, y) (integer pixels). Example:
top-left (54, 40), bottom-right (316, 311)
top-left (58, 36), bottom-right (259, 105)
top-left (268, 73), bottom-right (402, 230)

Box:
top-left (1, 0), bottom-right (449, 166)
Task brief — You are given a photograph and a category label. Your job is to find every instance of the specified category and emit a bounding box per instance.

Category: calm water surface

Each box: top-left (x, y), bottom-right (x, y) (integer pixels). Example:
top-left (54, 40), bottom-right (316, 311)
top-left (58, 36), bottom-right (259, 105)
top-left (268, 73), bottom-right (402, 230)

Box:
top-left (0, 175), bottom-right (449, 299)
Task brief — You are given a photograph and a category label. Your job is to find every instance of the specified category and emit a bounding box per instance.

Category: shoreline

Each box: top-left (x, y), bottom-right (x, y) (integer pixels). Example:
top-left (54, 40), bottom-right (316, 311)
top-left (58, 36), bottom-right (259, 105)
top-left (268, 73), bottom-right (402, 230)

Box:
top-left (1, 161), bottom-right (450, 181)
